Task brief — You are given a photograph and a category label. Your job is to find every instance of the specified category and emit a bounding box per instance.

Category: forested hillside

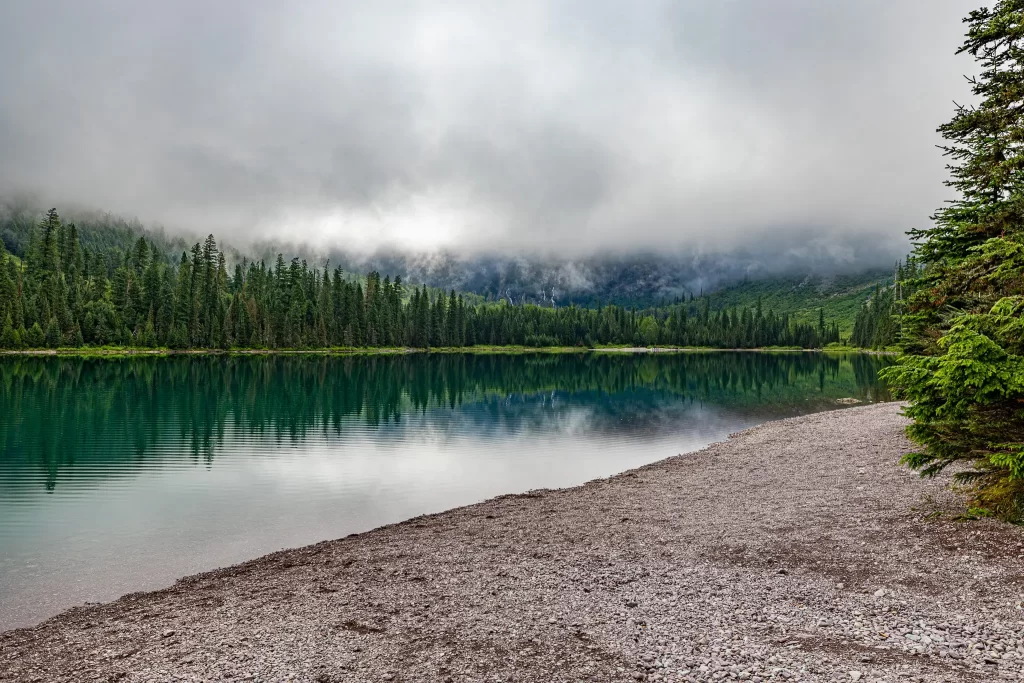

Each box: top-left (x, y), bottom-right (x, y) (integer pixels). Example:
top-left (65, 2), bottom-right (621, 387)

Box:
top-left (0, 208), bottom-right (843, 350)
top-left (0, 200), bottom-right (191, 268)
top-left (312, 244), bottom-right (901, 309)
top-left (705, 271), bottom-right (892, 337)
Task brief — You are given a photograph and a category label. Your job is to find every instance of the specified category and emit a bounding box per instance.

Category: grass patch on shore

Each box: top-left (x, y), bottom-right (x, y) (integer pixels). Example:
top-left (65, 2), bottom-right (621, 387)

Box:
top-left (0, 346), bottom-right (414, 358)
top-left (822, 344), bottom-right (899, 355)
top-left (425, 345), bottom-right (585, 354)
top-left (0, 344), bottom-right (889, 358)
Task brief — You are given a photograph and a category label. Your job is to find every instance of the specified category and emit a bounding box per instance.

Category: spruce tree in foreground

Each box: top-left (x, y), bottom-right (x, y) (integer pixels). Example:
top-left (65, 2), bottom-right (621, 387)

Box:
top-left (883, 1), bottom-right (1024, 522)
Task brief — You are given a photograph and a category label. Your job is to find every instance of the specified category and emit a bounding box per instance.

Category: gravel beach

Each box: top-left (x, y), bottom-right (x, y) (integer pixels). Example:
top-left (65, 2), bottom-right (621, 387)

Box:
top-left (2, 402), bottom-right (1023, 683)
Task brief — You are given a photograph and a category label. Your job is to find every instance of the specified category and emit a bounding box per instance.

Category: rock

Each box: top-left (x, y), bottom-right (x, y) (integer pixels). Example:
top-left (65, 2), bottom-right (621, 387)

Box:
top-left (849, 672), bottom-right (862, 681)
top-left (873, 588), bottom-right (886, 597)
top-left (161, 630), bottom-right (175, 638)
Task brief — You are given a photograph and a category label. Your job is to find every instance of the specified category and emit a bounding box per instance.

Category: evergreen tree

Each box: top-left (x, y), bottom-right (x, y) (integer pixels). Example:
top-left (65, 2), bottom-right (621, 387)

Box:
top-left (172, 252), bottom-right (193, 348)
top-left (0, 314), bottom-right (15, 349)
top-left (884, 1), bottom-right (1024, 522)
top-left (25, 322), bottom-right (44, 348)
top-left (43, 317), bottom-right (60, 348)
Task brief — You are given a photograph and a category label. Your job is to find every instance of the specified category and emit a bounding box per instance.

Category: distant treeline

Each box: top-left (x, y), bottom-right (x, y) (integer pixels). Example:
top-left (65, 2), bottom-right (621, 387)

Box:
top-left (0, 209), bottom-right (842, 350)
top-left (849, 260), bottom-right (921, 349)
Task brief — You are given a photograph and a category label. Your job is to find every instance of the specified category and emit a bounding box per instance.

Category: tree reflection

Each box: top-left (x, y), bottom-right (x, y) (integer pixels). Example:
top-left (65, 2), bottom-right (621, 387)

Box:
top-left (0, 352), bottom-right (892, 491)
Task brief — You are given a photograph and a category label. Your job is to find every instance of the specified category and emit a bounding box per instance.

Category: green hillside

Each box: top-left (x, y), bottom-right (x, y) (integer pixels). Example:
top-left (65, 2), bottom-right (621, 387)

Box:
top-left (1, 202), bottom-right (191, 266)
top-left (1, 202), bottom-right (890, 342)
top-left (706, 270), bottom-right (891, 337)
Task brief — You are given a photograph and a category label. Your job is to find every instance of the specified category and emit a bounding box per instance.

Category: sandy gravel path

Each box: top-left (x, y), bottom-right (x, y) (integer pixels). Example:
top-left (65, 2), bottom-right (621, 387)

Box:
top-left (2, 403), bottom-right (1023, 683)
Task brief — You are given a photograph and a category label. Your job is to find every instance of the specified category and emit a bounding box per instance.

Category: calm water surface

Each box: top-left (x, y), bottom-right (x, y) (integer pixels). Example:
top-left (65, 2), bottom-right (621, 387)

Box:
top-left (0, 352), bottom-right (891, 628)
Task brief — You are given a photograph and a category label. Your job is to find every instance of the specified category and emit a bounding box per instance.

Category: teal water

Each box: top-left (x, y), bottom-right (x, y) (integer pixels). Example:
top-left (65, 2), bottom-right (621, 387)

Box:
top-left (0, 352), bottom-right (892, 629)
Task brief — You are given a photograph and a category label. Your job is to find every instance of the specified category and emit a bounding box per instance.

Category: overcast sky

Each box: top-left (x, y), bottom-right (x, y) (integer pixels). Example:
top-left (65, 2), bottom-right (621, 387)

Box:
top-left (0, 1), bottom-right (978, 258)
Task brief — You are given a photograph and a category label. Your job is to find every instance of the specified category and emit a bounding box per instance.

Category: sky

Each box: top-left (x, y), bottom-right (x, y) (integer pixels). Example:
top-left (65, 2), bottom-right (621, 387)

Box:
top-left (0, 0), bottom-right (979, 259)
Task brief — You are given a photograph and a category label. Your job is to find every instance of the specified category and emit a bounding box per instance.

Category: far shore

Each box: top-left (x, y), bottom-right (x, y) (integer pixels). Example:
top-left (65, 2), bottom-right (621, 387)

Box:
top-left (0, 345), bottom-right (896, 358)
top-left (2, 404), bottom-right (1019, 682)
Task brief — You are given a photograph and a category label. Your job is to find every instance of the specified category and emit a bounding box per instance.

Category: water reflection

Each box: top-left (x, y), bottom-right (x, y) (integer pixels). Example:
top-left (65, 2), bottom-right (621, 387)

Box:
top-left (0, 352), bottom-right (891, 628)
top-left (0, 352), bottom-right (890, 491)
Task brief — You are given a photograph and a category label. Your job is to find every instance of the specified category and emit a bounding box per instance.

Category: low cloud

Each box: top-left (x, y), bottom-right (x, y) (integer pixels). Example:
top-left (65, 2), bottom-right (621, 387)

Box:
top-left (0, 1), bottom-right (977, 263)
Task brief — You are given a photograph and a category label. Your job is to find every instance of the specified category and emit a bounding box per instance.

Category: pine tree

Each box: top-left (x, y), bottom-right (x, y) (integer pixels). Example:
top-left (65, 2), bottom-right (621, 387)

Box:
top-left (884, 1), bottom-right (1024, 521)
top-left (213, 251), bottom-right (228, 347)
top-left (7, 257), bottom-right (22, 330)
top-left (142, 315), bottom-right (157, 348)
top-left (188, 243), bottom-right (203, 345)
top-left (43, 317), bottom-right (60, 348)
top-left (447, 290), bottom-right (459, 346)
top-left (0, 249), bottom-right (13, 326)
top-left (173, 252), bottom-right (193, 347)
top-left (25, 321), bottom-right (44, 348)
top-left (0, 314), bottom-right (15, 349)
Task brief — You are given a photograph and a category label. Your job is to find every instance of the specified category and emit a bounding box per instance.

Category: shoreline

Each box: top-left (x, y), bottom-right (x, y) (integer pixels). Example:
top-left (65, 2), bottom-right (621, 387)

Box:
top-left (0, 345), bottom-right (895, 358)
top-left (3, 404), bottom-right (1019, 682)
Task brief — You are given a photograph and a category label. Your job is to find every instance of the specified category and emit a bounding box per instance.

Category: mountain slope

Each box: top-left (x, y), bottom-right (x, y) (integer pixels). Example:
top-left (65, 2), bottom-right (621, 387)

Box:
top-left (313, 247), bottom-right (900, 311)
top-left (0, 200), bottom-right (193, 265)
top-left (1, 202), bottom-right (891, 332)
top-left (707, 271), bottom-right (891, 336)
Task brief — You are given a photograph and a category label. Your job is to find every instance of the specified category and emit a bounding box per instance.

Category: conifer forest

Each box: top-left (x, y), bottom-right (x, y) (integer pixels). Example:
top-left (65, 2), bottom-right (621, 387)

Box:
top-left (0, 209), bottom-right (842, 351)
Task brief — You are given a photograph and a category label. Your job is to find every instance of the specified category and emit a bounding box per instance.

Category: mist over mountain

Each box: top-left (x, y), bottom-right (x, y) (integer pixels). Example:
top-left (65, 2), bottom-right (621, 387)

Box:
top-left (0, 1), bottom-right (973, 259)
top-left (2, 0), bottom-right (961, 309)
top-left (5, 1), bottom-right (934, 310)
top-left (1, 196), bottom-right (898, 309)
top-left (306, 236), bottom-right (898, 306)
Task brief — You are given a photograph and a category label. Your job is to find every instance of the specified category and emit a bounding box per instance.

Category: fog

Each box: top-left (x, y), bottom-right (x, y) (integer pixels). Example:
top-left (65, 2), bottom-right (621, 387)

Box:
top-left (0, 1), bottom-right (977, 263)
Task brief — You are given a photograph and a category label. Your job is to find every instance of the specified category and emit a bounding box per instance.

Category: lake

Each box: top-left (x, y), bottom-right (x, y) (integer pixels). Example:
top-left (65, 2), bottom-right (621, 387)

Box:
top-left (0, 351), bottom-right (892, 629)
